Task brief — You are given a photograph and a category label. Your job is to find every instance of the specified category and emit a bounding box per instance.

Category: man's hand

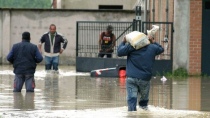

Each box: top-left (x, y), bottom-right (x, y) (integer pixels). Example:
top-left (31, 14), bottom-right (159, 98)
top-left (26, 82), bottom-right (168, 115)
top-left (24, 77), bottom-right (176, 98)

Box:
top-left (39, 49), bottom-right (42, 54)
top-left (122, 36), bottom-right (127, 43)
top-left (38, 44), bottom-right (42, 54)
top-left (148, 36), bottom-right (155, 43)
top-left (60, 49), bottom-right (64, 54)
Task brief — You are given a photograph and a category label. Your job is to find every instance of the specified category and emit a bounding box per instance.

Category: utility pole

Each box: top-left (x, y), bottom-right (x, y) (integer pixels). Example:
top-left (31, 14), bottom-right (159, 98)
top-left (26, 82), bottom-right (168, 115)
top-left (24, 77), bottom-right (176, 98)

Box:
top-left (135, 6), bottom-right (141, 31)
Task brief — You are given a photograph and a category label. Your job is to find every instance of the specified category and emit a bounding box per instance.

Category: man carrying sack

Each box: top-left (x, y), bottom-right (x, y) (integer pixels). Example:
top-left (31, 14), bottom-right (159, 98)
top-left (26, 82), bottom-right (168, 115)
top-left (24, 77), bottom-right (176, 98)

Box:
top-left (117, 25), bottom-right (164, 111)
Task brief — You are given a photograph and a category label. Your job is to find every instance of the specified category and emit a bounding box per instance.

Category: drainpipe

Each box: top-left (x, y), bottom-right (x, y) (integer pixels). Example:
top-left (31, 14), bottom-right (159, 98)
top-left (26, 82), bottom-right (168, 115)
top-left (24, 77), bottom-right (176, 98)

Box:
top-left (152, 0), bottom-right (155, 22)
top-left (163, 0), bottom-right (169, 59)
top-left (143, 0), bottom-right (148, 33)
top-left (166, 0), bottom-right (169, 36)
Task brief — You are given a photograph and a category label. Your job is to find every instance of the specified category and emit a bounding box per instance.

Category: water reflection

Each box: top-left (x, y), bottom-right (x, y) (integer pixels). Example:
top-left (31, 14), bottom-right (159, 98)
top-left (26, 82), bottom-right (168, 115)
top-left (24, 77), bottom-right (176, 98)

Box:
top-left (13, 92), bottom-right (35, 110)
top-left (44, 75), bottom-right (59, 109)
top-left (201, 78), bottom-right (210, 111)
top-left (150, 77), bottom-right (172, 109)
top-left (150, 77), bottom-right (204, 111)
top-left (0, 65), bottom-right (210, 117)
top-left (75, 76), bottom-right (126, 110)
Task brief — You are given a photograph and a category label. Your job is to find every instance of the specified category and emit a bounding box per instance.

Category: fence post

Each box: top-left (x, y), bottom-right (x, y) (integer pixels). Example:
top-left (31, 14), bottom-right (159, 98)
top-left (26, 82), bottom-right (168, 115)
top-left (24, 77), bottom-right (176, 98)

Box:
top-left (76, 22), bottom-right (79, 57)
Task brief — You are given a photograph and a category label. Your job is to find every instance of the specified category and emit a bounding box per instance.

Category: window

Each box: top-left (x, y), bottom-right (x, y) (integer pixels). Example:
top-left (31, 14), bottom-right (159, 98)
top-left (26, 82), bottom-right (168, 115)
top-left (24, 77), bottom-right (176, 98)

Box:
top-left (99, 5), bottom-right (123, 10)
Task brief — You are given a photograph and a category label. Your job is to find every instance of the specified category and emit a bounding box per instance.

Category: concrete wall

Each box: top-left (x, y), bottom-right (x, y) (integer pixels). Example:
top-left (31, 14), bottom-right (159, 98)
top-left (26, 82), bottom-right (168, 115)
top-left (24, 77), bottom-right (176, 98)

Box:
top-left (0, 0), bottom-right (197, 74)
top-left (1, 10), bottom-right (11, 65)
top-left (60, 0), bottom-right (137, 10)
top-left (173, 0), bottom-right (190, 71)
top-left (0, 9), bottom-right (135, 65)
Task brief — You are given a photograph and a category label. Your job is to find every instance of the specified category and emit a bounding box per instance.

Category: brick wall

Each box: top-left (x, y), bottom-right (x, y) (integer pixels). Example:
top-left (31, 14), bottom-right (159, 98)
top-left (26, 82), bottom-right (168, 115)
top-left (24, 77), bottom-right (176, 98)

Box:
top-left (189, 0), bottom-right (202, 75)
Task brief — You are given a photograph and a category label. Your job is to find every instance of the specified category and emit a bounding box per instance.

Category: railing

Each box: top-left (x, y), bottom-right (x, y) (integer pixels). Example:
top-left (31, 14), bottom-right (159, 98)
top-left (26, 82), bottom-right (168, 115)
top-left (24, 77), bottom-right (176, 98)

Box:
top-left (76, 21), bottom-right (173, 73)
top-left (76, 21), bottom-right (133, 58)
top-left (142, 22), bottom-right (173, 60)
top-left (76, 21), bottom-right (173, 60)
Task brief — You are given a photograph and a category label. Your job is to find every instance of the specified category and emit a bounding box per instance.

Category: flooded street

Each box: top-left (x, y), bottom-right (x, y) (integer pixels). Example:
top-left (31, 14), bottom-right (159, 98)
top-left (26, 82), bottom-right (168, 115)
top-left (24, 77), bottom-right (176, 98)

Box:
top-left (0, 65), bottom-right (210, 118)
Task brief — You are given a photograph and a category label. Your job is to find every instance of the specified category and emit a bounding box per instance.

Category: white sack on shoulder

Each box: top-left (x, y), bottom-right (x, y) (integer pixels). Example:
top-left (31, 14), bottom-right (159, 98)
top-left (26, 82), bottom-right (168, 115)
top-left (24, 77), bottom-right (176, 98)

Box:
top-left (125, 31), bottom-right (150, 50)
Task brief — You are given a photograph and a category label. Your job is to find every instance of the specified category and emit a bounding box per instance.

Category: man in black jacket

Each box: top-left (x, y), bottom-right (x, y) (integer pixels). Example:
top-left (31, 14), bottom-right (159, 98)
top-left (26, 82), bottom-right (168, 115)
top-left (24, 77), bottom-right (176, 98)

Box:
top-left (7, 32), bottom-right (43, 92)
top-left (38, 24), bottom-right (68, 73)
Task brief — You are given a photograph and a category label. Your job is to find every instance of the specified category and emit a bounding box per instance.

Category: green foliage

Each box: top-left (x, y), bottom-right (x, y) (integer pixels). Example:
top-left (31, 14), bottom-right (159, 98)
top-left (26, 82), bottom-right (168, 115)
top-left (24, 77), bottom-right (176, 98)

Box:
top-left (173, 68), bottom-right (188, 77)
top-left (0, 0), bottom-right (51, 8)
top-left (163, 68), bottom-right (188, 78)
top-left (201, 73), bottom-right (210, 77)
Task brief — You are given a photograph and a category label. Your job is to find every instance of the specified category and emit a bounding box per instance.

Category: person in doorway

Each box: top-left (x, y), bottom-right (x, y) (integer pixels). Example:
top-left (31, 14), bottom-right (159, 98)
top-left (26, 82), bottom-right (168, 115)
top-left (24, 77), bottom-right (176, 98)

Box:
top-left (38, 24), bottom-right (68, 73)
top-left (117, 27), bottom-right (164, 111)
top-left (7, 32), bottom-right (43, 92)
top-left (98, 25), bottom-right (116, 58)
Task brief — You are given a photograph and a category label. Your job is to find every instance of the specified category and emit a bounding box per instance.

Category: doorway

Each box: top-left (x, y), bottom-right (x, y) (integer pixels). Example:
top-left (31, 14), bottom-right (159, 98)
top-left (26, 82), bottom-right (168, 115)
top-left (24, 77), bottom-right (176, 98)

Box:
top-left (202, 0), bottom-right (210, 75)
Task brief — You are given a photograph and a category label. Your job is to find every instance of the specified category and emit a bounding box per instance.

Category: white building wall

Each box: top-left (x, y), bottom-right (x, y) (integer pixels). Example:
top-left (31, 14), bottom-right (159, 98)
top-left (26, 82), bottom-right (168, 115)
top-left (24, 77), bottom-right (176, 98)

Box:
top-left (173, 0), bottom-right (190, 71)
top-left (0, 9), bottom-right (135, 65)
top-left (61, 0), bottom-right (137, 10)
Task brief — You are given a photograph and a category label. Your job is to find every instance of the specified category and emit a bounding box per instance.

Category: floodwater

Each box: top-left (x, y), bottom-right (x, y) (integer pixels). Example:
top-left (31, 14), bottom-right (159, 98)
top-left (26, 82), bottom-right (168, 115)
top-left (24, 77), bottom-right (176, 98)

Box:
top-left (0, 65), bottom-right (210, 118)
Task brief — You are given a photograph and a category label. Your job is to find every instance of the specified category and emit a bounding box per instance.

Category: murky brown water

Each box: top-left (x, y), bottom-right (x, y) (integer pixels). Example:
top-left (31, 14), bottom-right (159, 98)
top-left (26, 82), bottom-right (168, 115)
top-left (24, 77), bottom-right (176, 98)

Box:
top-left (0, 65), bottom-right (210, 118)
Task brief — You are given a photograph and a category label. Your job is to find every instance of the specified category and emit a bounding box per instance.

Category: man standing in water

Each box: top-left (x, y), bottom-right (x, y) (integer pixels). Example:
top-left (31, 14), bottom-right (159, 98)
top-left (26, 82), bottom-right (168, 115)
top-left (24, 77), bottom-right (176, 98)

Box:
top-left (98, 25), bottom-right (116, 58)
top-left (7, 32), bottom-right (43, 92)
top-left (117, 26), bottom-right (164, 111)
top-left (38, 24), bottom-right (68, 73)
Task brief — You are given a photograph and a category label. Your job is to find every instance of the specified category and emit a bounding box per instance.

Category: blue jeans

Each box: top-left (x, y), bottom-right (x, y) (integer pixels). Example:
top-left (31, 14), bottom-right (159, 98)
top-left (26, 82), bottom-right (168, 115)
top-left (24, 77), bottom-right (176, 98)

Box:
top-left (45, 56), bottom-right (59, 71)
top-left (13, 74), bottom-right (35, 92)
top-left (126, 77), bottom-right (150, 111)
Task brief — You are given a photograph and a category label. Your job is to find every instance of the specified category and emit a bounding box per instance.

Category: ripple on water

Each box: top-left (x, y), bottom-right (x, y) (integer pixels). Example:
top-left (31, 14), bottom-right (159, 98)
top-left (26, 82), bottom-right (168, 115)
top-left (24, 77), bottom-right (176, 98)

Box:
top-left (0, 70), bottom-right (89, 78)
top-left (0, 106), bottom-right (209, 118)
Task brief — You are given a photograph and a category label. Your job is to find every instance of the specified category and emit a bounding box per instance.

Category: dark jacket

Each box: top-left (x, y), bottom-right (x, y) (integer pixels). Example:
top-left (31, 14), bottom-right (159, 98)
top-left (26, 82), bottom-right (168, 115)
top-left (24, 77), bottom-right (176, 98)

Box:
top-left (117, 42), bottom-right (164, 81)
top-left (7, 40), bottom-right (43, 74)
top-left (40, 32), bottom-right (68, 53)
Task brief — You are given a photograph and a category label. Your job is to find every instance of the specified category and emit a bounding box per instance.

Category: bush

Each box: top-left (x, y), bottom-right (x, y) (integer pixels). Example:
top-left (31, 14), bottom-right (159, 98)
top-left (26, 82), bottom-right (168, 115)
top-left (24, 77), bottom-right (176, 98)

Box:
top-left (163, 68), bottom-right (188, 78)
top-left (173, 68), bottom-right (188, 77)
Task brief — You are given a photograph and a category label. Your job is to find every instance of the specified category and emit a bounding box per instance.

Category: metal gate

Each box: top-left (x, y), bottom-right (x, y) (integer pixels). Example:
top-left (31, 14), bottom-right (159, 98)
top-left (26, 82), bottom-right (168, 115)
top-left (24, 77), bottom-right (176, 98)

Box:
top-left (142, 22), bottom-right (173, 75)
top-left (76, 21), bottom-right (173, 75)
top-left (76, 21), bottom-right (133, 72)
